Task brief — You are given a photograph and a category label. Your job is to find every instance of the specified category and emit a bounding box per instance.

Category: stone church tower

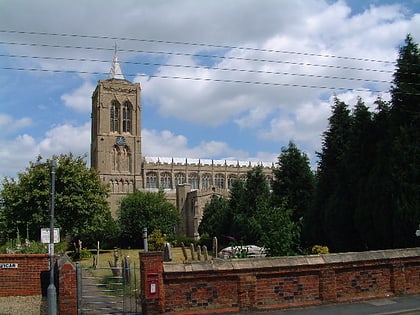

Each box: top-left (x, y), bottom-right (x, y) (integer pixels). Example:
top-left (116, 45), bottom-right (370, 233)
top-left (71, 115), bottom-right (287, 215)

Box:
top-left (91, 48), bottom-right (142, 213)
top-left (91, 49), bottom-right (274, 237)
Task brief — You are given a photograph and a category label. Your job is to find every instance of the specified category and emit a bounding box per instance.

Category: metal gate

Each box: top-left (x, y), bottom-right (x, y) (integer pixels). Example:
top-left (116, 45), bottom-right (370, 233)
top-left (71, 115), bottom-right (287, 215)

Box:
top-left (76, 262), bottom-right (141, 314)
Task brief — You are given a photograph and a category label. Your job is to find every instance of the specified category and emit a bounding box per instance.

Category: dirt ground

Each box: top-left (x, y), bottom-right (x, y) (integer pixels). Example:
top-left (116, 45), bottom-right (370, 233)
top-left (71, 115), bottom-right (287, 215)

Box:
top-left (0, 295), bottom-right (47, 315)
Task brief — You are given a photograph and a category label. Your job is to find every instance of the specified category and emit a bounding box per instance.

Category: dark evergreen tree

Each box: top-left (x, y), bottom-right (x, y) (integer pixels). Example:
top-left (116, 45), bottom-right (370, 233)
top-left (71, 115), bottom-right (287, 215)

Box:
top-left (354, 98), bottom-right (394, 249)
top-left (313, 97), bottom-right (354, 251)
top-left (389, 34), bottom-right (420, 248)
top-left (198, 196), bottom-right (230, 242)
top-left (272, 141), bottom-right (315, 223)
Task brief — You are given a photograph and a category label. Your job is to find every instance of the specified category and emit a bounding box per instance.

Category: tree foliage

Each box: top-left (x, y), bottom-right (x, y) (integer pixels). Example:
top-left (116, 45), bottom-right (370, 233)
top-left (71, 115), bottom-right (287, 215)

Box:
top-left (198, 196), bottom-right (230, 241)
top-left (199, 166), bottom-right (301, 256)
top-left (0, 153), bottom-right (116, 247)
top-left (118, 190), bottom-right (180, 248)
top-left (272, 141), bottom-right (315, 223)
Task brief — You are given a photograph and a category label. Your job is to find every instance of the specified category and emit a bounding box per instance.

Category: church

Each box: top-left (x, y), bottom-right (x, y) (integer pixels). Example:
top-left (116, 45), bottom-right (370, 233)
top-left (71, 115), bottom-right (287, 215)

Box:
top-left (90, 50), bottom-right (274, 238)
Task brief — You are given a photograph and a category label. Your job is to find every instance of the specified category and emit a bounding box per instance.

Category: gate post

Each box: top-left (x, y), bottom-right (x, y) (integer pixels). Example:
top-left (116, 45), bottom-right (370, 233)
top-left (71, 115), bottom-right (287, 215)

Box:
top-left (57, 255), bottom-right (77, 315)
top-left (140, 251), bottom-right (164, 314)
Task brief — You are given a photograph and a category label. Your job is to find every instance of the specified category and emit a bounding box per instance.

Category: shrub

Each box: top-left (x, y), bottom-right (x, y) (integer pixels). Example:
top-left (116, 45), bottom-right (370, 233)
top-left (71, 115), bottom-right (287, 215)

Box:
top-left (148, 229), bottom-right (166, 251)
top-left (311, 245), bottom-right (329, 254)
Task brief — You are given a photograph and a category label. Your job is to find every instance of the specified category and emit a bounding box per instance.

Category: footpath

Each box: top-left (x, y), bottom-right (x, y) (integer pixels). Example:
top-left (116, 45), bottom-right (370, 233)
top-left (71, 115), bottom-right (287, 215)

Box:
top-left (247, 294), bottom-right (420, 315)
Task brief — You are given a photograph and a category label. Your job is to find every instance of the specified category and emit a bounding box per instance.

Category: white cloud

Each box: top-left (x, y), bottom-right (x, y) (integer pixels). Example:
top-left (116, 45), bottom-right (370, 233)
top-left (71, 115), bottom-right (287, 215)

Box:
top-left (0, 0), bottom-right (418, 179)
top-left (39, 122), bottom-right (91, 157)
top-left (0, 114), bottom-right (32, 133)
top-left (142, 129), bottom-right (247, 160)
top-left (0, 123), bottom-right (91, 178)
top-left (61, 81), bottom-right (95, 113)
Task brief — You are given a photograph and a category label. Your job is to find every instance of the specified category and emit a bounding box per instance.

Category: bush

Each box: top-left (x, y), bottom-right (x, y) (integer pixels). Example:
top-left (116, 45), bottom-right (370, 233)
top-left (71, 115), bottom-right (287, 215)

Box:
top-left (197, 233), bottom-right (213, 249)
top-left (171, 235), bottom-right (198, 248)
top-left (69, 249), bottom-right (92, 261)
top-left (148, 230), bottom-right (166, 251)
top-left (0, 240), bottom-right (48, 254)
top-left (311, 245), bottom-right (329, 254)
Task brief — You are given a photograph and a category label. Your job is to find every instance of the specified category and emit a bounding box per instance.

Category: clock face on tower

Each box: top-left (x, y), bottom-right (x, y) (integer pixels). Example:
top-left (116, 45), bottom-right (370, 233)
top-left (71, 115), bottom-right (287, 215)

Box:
top-left (116, 136), bottom-right (126, 145)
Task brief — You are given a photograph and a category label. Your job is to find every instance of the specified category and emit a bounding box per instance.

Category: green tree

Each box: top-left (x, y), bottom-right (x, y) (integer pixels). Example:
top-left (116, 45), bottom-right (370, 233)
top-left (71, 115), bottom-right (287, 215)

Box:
top-left (272, 141), bottom-right (315, 223)
top-left (314, 97), bottom-right (355, 251)
top-left (232, 166), bottom-right (271, 244)
top-left (0, 154), bottom-right (116, 247)
top-left (256, 202), bottom-right (300, 256)
top-left (198, 196), bottom-right (230, 241)
top-left (118, 190), bottom-right (179, 248)
top-left (389, 34), bottom-right (420, 248)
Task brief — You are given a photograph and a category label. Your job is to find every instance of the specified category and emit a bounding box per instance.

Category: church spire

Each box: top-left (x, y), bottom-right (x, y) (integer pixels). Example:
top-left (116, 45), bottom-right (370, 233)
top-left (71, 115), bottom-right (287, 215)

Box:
top-left (109, 44), bottom-right (125, 80)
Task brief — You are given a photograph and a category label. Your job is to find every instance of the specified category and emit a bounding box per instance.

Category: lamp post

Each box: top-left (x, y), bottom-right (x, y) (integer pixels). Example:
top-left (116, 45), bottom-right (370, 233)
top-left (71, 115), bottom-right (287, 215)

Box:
top-left (48, 159), bottom-right (57, 315)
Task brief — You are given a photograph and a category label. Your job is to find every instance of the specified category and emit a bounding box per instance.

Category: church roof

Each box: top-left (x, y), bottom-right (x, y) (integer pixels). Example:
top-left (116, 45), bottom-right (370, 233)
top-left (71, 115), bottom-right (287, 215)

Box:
top-left (109, 44), bottom-right (125, 80)
top-left (144, 156), bottom-right (273, 168)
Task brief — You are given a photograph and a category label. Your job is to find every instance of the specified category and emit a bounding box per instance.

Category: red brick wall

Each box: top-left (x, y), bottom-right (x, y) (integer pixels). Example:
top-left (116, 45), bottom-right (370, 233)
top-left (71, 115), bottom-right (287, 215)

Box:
top-left (140, 248), bottom-right (420, 315)
top-left (0, 254), bottom-right (50, 296)
top-left (57, 255), bottom-right (77, 315)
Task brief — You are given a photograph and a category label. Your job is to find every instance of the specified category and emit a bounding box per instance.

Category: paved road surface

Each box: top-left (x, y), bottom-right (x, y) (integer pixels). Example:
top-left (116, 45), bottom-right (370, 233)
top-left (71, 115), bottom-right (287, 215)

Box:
top-left (246, 294), bottom-right (420, 315)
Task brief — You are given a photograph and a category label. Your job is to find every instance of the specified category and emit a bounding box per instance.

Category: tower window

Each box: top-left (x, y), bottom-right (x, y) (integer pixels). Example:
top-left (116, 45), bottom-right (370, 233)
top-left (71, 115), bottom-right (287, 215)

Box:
top-left (122, 101), bottom-right (132, 133)
top-left (110, 101), bottom-right (120, 132)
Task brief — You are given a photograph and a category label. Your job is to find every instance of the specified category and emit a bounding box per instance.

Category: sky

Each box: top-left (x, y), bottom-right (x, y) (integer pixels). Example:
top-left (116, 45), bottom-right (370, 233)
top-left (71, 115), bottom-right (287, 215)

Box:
top-left (0, 0), bottom-right (419, 179)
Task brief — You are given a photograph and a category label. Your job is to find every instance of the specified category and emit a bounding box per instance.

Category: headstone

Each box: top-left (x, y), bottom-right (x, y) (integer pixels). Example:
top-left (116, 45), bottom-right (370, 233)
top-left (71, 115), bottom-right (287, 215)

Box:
top-left (197, 245), bottom-right (202, 261)
top-left (190, 243), bottom-right (195, 260)
top-left (202, 245), bottom-right (209, 261)
top-left (164, 242), bottom-right (172, 262)
top-left (212, 237), bottom-right (218, 258)
top-left (181, 243), bottom-right (188, 260)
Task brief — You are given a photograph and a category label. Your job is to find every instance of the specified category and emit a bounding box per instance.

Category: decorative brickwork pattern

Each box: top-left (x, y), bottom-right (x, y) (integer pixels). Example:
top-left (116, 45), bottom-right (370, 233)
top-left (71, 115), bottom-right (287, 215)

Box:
top-left (257, 273), bottom-right (320, 309)
top-left (155, 248), bottom-right (420, 314)
top-left (336, 267), bottom-right (391, 300)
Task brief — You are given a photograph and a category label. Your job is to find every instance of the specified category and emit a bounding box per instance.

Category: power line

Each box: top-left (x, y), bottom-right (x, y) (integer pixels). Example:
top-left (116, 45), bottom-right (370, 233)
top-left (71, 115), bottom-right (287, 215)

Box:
top-left (0, 41), bottom-right (395, 74)
top-left (0, 53), bottom-right (393, 85)
top-left (0, 66), bottom-right (393, 94)
top-left (0, 29), bottom-right (397, 65)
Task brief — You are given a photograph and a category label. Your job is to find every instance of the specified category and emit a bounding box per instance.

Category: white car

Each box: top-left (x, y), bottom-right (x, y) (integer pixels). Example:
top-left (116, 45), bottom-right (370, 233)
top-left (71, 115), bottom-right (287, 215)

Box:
top-left (219, 245), bottom-right (267, 258)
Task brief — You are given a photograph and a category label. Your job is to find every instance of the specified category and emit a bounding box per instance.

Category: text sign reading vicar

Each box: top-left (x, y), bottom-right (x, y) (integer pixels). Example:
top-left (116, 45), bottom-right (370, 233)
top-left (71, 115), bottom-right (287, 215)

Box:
top-left (1, 263), bottom-right (18, 268)
top-left (40, 228), bottom-right (60, 244)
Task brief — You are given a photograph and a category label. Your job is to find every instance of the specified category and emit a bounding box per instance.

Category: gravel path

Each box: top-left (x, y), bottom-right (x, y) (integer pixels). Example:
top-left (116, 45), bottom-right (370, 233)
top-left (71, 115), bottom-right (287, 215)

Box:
top-left (0, 296), bottom-right (47, 315)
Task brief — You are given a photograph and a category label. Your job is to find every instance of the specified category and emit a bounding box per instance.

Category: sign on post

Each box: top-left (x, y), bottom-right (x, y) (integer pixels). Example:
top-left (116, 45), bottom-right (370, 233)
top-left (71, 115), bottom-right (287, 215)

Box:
top-left (40, 228), bottom-right (60, 244)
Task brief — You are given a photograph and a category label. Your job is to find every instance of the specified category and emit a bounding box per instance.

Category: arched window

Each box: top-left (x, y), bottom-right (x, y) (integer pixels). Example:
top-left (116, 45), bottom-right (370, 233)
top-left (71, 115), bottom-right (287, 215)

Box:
top-left (201, 173), bottom-right (212, 189)
top-left (215, 173), bottom-right (225, 189)
top-left (110, 100), bottom-right (120, 132)
top-left (188, 173), bottom-right (199, 189)
top-left (175, 172), bottom-right (186, 186)
top-left (122, 101), bottom-right (132, 133)
top-left (160, 172), bottom-right (172, 189)
top-left (146, 172), bottom-right (157, 188)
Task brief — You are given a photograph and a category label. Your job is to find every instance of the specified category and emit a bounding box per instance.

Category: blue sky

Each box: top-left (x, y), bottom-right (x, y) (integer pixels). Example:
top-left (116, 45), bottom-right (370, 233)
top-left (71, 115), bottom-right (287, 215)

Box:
top-left (0, 0), bottom-right (419, 179)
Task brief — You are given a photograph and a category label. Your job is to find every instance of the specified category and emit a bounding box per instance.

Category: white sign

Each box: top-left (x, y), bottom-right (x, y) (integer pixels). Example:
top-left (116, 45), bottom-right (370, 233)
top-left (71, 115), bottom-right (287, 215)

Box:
top-left (40, 228), bottom-right (60, 243)
top-left (1, 263), bottom-right (18, 268)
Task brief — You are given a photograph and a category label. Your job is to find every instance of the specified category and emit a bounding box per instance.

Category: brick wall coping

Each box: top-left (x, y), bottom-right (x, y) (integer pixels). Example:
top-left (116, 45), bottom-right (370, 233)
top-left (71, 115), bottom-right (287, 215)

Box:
top-left (0, 254), bottom-right (50, 259)
top-left (163, 247), bottom-right (420, 273)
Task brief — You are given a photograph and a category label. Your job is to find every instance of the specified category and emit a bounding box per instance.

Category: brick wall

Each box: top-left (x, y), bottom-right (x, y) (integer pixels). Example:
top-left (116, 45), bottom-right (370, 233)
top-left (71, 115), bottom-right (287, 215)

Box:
top-left (140, 248), bottom-right (420, 315)
top-left (0, 254), bottom-right (50, 296)
top-left (57, 255), bottom-right (77, 315)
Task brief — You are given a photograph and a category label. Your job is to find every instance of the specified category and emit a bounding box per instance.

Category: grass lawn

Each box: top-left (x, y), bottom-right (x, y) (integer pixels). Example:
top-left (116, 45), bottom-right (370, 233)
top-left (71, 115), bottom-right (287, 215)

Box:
top-left (77, 247), bottom-right (188, 268)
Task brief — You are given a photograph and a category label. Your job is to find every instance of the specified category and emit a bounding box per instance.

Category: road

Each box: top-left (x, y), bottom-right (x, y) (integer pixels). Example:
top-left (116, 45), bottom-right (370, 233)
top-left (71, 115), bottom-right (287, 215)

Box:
top-left (247, 294), bottom-right (420, 315)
